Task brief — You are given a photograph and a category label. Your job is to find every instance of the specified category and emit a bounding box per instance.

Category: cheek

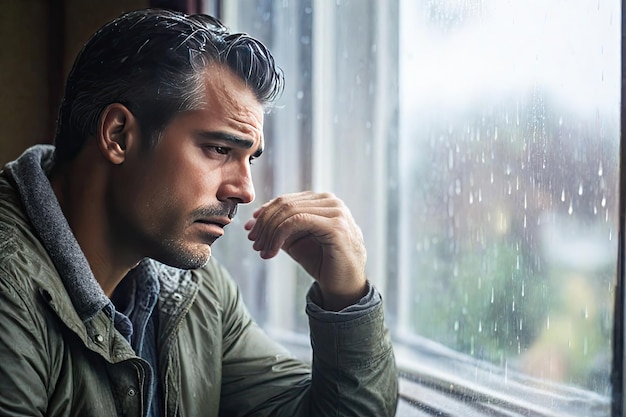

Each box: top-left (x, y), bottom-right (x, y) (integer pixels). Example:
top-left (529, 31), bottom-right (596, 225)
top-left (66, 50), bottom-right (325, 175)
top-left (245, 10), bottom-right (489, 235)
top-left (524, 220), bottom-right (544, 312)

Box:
top-left (115, 164), bottom-right (178, 228)
top-left (122, 148), bottom-right (224, 222)
top-left (176, 165), bottom-right (223, 199)
top-left (151, 167), bottom-right (223, 224)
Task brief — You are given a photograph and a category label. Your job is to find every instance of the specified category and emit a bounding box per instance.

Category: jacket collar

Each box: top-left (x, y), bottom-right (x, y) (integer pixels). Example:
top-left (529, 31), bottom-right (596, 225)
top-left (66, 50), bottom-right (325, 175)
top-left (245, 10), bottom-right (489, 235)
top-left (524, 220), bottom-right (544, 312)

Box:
top-left (4, 145), bottom-right (111, 321)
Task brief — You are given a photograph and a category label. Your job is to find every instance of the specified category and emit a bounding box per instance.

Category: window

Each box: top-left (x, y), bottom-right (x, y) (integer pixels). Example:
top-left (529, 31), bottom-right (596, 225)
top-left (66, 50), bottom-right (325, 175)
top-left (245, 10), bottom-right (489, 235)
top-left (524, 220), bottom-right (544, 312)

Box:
top-left (211, 1), bottom-right (621, 415)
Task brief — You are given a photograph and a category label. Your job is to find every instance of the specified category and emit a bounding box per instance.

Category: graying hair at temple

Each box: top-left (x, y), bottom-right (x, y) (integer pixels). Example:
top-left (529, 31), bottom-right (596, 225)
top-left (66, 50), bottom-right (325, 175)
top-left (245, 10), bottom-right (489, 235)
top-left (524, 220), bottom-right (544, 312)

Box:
top-left (53, 8), bottom-right (284, 165)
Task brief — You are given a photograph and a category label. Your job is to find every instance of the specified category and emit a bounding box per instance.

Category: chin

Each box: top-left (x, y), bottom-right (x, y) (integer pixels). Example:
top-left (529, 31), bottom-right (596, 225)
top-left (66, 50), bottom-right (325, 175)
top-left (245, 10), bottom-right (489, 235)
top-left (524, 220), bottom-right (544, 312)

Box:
top-left (156, 242), bottom-right (212, 270)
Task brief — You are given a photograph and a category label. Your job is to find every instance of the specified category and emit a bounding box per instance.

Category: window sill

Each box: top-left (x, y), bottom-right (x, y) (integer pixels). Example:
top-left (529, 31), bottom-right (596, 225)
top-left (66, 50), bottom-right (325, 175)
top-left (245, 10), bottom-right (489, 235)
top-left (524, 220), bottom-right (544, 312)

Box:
top-left (268, 328), bottom-right (611, 416)
top-left (395, 332), bottom-right (611, 417)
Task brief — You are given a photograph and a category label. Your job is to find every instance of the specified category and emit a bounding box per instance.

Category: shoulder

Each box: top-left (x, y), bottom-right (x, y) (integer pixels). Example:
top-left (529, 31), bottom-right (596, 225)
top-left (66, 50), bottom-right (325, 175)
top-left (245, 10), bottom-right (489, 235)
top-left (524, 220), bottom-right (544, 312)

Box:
top-left (0, 171), bottom-right (59, 302)
top-left (0, 175), bottom-right (65, 362)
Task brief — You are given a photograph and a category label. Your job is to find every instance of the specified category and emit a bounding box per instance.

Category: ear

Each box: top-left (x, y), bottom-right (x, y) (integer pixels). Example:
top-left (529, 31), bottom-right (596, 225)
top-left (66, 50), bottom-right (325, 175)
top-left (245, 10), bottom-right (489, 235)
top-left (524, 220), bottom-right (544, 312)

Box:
top-left (96, 103), bottom-right (139, 165)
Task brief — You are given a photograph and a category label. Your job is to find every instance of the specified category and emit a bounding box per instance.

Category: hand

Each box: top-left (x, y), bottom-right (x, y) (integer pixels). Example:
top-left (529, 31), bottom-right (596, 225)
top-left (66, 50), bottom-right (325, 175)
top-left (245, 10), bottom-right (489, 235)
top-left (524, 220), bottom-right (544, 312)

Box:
top-left (244, 191), bottom-right (368, 311)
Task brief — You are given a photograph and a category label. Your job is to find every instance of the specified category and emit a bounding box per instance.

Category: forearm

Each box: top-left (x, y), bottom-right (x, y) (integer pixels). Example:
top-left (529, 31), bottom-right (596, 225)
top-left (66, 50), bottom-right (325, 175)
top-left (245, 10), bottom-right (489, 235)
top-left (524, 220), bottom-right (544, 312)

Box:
top-left (217, 260), bottom-right (397, 417)
top-left (306, 283), bottom-right (399, 417)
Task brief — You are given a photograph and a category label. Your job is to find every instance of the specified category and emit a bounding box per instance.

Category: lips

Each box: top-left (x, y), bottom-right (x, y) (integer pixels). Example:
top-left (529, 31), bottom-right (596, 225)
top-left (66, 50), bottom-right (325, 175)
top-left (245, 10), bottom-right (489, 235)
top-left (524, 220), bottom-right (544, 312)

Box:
top-left (196, 217), bottom-right (231, 228)
top-left (191, 222), bottom-right (224, 245)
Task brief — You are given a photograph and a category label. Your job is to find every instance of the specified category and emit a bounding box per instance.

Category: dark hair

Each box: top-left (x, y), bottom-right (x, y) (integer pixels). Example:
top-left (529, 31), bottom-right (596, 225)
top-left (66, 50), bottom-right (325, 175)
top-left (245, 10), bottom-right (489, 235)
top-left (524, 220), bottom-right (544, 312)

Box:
top-left (53, 8), bottom-right (284, 165)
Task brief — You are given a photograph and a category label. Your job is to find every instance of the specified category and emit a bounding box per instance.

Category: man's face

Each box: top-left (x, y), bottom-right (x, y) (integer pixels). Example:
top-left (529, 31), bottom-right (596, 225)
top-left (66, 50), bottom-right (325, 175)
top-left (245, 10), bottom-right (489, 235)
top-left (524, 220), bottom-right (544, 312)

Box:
top-left (109, 65), bottom-right (264, 269)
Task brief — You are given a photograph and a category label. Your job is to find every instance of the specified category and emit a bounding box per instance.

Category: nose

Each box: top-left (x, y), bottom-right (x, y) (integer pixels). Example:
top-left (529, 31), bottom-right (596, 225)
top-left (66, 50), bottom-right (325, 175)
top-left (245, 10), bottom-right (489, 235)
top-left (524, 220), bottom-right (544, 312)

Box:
top-left (217, 161), bottom-right (255, 205)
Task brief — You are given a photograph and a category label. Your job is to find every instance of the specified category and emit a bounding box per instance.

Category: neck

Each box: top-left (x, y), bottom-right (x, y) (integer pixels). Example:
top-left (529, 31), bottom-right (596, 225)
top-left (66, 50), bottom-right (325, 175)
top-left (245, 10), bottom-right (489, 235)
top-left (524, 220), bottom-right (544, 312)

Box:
top-left (50, 154), bottom-right (139, 297)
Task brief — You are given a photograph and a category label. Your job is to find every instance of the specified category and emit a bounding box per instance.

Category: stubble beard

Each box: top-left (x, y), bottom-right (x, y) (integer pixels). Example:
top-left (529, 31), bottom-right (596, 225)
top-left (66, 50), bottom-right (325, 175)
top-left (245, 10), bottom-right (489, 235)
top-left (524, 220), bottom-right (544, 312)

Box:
top-left (154, 202), bottom-right (237, 270)
top-left (158, 237), bottom-right (213, 270)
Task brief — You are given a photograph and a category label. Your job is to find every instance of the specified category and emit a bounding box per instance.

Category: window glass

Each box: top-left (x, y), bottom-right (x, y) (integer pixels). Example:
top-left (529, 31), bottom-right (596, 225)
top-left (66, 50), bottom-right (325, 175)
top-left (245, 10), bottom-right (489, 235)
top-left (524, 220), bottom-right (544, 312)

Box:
top-left (398, 0), bottom-right (619, 397)
top-left (214, 0), bottom-right (620, 414)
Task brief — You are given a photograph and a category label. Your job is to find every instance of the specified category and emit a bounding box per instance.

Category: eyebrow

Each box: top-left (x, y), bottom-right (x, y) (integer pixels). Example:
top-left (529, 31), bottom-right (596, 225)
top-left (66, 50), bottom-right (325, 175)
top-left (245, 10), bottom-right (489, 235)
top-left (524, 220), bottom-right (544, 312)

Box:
top-left (197, 131), bottom-right (264, 158)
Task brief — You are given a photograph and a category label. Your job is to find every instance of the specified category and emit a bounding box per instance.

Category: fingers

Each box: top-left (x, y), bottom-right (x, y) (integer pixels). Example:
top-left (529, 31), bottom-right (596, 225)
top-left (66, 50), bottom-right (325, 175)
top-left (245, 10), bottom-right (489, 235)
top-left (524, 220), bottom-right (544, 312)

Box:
top-left (245, 191), bottom-right (353, 258)
top-left (255, 209), bottom-right (342, 258)
top-left (246, 191), bottom-right (368, 308)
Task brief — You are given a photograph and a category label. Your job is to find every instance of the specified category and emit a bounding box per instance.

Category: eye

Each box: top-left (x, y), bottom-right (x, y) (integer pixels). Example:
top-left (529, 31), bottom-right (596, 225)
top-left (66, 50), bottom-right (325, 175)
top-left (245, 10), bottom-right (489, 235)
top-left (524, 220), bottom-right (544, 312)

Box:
top-left (249, 155), bottom-right (257, 166)
top-left (213, 146), bottom-right (230, 155)
top-left (203, 145), bottom-right (231, 156)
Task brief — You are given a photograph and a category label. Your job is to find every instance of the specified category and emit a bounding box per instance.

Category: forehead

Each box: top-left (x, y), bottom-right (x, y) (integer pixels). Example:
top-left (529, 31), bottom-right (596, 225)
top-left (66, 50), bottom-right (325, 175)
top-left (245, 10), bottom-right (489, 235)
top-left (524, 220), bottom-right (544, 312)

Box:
top-left (196, 64), bottom-right (265, 138)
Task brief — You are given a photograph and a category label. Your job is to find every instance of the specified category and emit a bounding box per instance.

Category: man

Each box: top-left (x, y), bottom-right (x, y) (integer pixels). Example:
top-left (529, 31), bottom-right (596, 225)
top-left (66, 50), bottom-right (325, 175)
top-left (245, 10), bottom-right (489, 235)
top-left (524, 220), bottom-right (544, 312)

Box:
top-left (0, 8), bottom-right (397, 417)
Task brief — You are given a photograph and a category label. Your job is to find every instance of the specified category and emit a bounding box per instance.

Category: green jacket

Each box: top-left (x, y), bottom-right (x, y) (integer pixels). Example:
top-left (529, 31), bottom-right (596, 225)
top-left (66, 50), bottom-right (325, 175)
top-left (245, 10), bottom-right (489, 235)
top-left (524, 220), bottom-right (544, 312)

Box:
top-left (0, 164), bottom-right (398, 416)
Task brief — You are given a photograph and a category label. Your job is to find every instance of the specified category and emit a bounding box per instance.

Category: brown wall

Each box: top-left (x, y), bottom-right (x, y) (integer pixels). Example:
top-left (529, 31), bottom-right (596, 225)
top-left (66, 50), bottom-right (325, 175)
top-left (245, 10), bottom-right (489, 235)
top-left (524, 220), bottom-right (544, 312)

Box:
top-left (0, 0), bottom-right (148, 166)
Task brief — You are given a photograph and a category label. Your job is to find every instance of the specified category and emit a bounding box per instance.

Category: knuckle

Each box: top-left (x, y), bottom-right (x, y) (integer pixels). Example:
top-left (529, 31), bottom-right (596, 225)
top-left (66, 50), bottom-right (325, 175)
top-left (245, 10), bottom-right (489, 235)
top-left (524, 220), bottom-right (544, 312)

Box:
top-left (278, 212), bottom-right (306, 230)
top-left (332, 216), bottom-right (351, 232)
top-left (283, 200), bottom-right (299, 211)
top-left (278, 201), bottom-right (299, 217)
top-left (320, 192), bottom-right (341, 205)
top-left (273, 195), bottom-right (288, 206)
top-left (329, 194), bottom-right (346, 209)
top-left (291, 212), bottom-right (310, 223)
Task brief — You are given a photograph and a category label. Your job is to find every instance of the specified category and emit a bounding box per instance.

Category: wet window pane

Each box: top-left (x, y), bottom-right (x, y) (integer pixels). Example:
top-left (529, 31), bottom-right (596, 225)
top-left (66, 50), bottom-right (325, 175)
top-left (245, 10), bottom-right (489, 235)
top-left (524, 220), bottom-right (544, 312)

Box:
top-left (398, 0), bottom-right (618, 402)
top-left (215, 0), bottom-right (620, 414)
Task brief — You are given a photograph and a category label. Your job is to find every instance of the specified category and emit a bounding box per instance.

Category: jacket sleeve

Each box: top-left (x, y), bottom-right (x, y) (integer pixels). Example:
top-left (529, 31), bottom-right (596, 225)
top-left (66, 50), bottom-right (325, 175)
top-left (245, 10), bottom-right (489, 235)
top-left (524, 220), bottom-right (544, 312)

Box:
top-left (0, 273), bottom-right (50, 417)
top-left (215, 262), bottom-right (398, 417)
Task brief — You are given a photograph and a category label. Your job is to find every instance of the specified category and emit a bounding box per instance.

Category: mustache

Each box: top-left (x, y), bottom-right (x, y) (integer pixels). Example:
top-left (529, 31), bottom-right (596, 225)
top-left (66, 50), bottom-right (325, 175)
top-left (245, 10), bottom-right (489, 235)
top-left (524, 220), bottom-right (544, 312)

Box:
top-left (192, 202), bottom-right (238, 221)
